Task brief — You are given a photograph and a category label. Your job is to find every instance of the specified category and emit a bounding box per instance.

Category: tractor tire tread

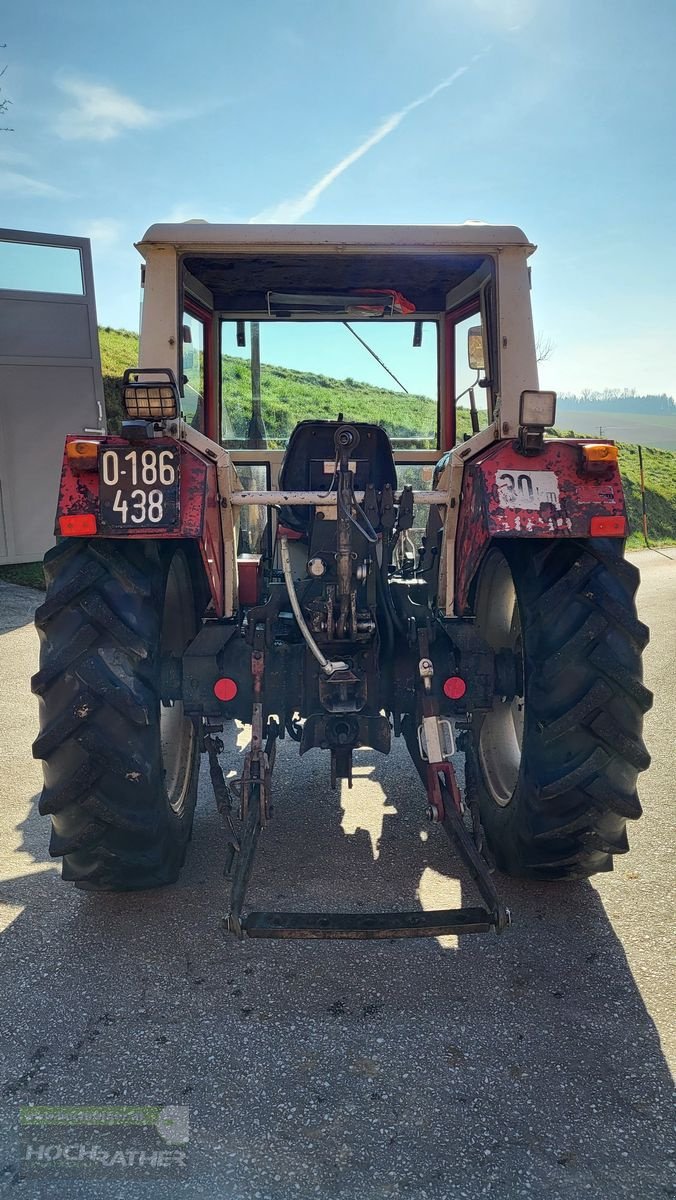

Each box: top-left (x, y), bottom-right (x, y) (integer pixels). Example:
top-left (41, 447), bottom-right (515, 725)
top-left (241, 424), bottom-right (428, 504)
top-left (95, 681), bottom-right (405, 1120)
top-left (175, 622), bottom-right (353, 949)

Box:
top-left (32, 539), bottom-right (198, 890)
top-left (471, 539), bottom-right (651, 880)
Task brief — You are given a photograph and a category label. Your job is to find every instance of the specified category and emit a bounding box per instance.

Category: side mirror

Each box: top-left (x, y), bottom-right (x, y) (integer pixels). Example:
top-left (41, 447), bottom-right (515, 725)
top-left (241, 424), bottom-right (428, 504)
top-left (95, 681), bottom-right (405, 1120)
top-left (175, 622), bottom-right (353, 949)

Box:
top-left (182, 324), bottom-right (194, 369)
top-left (467, 326), bottom-right (485, 372)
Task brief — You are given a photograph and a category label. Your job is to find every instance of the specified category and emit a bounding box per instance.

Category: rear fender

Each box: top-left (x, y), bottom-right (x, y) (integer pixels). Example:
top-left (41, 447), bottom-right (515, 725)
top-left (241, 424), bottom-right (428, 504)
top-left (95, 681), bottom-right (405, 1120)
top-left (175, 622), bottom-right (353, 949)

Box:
top-left (55, 435), bottom-right (225, 615)
top-left (455, 438), bottom-right (626, 615)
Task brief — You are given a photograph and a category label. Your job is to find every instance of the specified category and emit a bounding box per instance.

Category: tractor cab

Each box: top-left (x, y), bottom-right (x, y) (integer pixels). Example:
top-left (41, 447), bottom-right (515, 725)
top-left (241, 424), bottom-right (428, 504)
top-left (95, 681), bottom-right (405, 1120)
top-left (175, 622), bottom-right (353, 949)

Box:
top-left (133, 222), bottom-right (543, 616)
top-left (136, 221), bottom-right (538, 463)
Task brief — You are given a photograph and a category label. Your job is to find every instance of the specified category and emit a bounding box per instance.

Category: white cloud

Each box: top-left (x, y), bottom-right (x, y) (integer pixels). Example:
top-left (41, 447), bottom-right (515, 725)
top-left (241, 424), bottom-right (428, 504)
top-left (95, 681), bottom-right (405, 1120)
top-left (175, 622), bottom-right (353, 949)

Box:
top-left (0, 147), bottom-right (32, 166)
top-left (54, 77), bottom-right (162, 142)
top-left (154, 201), bottom-right (248, 225)
top-left (159, 203), bottom-right (210, 224)
top-left (81, 218), bottom-right (123, 249)
top-left (0, 169), bottom-right (65, 197)
top-left (470, 0), bottom-right (537, 28)
top-left (430, 0), bottom-right (535, 29)
top-left (250, 51), bottom-right (489, 223)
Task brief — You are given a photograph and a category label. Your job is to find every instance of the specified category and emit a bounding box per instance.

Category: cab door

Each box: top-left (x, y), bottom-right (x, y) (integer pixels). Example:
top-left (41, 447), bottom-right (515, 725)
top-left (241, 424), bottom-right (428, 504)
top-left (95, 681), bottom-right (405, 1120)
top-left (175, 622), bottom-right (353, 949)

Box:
top-left (0, 229), bottom-right (105, 564)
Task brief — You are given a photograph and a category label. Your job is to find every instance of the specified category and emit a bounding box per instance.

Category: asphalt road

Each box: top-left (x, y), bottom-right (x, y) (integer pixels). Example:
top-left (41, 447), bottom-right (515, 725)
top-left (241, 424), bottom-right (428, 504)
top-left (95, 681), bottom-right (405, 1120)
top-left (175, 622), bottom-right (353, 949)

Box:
top-left (0, 549), bottom-right (674, 1199)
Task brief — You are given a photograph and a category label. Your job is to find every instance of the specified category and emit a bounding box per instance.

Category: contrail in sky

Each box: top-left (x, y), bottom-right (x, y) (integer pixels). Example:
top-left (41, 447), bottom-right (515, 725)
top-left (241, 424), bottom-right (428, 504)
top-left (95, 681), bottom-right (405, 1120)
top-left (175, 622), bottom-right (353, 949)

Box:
top-left (250, 49), bottom-right (489, 223)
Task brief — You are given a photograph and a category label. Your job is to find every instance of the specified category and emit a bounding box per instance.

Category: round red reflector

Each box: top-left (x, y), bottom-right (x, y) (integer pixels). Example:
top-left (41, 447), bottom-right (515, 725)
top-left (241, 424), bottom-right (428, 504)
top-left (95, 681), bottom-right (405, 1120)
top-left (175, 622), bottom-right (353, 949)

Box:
top-left (443, 676), bottom-right (467, 700)
top-left (213, 677), bottom-right (238, 702)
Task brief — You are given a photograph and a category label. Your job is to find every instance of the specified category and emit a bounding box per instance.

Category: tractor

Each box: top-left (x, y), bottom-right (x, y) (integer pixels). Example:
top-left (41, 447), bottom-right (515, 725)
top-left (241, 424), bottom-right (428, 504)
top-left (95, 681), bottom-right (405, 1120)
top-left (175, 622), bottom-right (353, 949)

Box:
top-left (32, 222), bottom-right (652, 939)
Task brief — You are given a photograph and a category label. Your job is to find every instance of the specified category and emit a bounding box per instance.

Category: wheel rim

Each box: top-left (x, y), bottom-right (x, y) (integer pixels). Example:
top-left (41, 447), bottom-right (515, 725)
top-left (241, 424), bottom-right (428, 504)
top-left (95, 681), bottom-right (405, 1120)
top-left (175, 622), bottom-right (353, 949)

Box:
top-left (474, 550), bottom-right (525, 808)
top-left (160, 555), bottom-right (196, 815)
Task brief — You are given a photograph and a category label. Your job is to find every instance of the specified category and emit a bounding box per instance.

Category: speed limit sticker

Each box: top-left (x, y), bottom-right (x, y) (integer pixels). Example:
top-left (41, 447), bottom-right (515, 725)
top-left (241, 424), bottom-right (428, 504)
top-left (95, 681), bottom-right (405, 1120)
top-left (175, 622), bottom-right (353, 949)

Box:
top-left (495, 469), bottom-right (561, 510)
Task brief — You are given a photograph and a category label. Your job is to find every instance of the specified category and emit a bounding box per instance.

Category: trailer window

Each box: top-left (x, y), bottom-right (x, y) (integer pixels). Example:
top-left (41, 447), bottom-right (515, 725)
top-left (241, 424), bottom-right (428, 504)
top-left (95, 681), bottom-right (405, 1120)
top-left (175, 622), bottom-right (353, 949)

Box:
top-left (0, 239), bottom-right (84, 295)
top-left (220, 319), bottom-right (439, 449)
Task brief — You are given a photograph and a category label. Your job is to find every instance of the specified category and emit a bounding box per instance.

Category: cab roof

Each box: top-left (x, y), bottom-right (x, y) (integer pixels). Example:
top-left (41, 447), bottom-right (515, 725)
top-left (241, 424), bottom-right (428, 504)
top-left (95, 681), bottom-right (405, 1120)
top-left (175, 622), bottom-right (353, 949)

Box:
top-left (137, 222), bottom-right (535, 256)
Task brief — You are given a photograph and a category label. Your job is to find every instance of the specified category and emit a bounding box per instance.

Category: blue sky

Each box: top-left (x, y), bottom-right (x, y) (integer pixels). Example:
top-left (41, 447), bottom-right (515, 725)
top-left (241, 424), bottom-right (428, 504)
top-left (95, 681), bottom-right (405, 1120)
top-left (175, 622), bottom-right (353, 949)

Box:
top-left (1, 0), bottom-right (675, 399)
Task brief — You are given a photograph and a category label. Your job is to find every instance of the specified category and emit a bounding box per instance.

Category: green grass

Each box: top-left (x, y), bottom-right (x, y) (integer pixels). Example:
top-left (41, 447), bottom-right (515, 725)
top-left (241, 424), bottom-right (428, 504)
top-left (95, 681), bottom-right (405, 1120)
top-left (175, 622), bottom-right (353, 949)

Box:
top-left (219, 356), bottom-right (439, 446)
top-left (99, 326), bottom-right (139, 430)
top-left (0, 562), bottom-right (45, 590)
top-left (606, 442), bottom-right (676, 548)
top-left (96, 325), bottom-right (675, 549)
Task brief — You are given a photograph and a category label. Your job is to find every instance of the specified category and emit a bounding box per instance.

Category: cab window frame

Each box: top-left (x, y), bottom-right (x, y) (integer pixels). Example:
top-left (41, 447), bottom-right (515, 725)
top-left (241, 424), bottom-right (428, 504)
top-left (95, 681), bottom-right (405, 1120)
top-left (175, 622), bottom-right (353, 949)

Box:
top-left (181, 296), bottom-right (215, 437)
top-left (218, 315), bottom-right (441, 452)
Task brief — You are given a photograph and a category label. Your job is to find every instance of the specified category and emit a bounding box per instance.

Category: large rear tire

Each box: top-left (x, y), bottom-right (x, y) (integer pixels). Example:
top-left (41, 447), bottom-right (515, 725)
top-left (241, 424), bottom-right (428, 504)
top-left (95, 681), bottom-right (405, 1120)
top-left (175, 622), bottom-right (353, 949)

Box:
top-left (466, 539), bottom-right (652, 880)
top-left (32, 539), bottom-right (201, 890)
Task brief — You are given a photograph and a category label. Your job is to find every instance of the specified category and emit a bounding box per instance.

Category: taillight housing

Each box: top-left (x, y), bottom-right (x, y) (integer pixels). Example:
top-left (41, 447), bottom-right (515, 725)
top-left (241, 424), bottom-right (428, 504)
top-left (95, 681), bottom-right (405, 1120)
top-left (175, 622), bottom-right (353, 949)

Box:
top-left (66, 439), bottom-right (99, 471)
top-left (59, 514), bottom-right (97, 536)
top-left (590, 515), bottom-right (626, 537)
top-left (579, 442), bottom-right (619, 476)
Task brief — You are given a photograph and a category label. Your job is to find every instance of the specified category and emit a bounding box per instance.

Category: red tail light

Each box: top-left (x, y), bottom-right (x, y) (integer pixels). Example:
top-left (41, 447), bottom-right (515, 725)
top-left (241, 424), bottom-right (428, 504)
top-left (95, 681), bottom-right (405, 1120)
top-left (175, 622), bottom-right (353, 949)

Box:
top-left (214, 678), bottom-right (238, 702)
top-left (443, 676), bottom-right (467, 700)
top-left (590, 516), bottom-right (626, 537)
top-left (59, 514), bottom-right (97, 536)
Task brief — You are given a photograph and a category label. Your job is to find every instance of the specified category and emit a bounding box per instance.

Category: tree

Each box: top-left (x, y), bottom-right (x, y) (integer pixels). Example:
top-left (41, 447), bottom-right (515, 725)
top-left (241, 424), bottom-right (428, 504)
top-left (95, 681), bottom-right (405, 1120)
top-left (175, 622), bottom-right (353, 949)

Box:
top-left (0, 49), bottom-right (12, 133)
top-left (535, 332), bottom-right (555, 363)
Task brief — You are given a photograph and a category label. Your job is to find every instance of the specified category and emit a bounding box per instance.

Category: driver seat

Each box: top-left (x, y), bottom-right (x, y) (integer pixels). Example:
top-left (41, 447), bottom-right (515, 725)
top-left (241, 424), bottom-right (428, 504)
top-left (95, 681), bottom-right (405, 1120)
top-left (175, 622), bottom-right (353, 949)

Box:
top-left (278, 420), bottom-right (398, 534)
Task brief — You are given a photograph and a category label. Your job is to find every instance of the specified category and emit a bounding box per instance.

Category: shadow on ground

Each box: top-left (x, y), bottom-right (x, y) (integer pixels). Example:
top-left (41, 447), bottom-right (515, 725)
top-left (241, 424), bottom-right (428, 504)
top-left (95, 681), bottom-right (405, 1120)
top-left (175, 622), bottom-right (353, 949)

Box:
top-left (1, 718), bottom-right (672, 1199)
top-left (0, 582), bottom-right (44, 635)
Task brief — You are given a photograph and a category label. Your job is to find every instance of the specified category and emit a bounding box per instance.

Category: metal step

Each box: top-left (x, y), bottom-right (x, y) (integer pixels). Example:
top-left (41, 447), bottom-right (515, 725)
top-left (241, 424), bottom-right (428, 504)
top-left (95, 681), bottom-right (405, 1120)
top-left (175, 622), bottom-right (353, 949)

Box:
top-left (242, 906), bottom-right (496, 940)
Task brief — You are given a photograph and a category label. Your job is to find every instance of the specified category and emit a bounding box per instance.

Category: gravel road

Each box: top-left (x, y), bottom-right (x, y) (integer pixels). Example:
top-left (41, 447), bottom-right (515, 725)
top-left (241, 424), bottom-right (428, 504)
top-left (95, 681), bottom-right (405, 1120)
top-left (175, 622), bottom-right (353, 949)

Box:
top-left (0, 548), bottom-right (674, 1199)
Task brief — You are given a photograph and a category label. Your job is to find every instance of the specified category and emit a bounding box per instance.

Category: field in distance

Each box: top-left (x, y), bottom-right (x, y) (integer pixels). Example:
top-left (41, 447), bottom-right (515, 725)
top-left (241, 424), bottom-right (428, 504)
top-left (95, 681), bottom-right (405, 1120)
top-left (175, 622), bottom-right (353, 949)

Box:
top-left (556, 409), bottom-right (676, 451)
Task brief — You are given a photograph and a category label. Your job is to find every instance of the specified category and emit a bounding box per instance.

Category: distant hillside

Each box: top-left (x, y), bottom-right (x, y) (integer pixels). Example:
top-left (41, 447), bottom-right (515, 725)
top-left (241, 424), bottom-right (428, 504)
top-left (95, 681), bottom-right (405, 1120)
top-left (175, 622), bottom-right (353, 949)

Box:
top-left (556, 409), bottom-right (676, 452)
top-left (98, 327), bottom-right (676, 547)
top-left (559, 389), bottom-right (676, 415)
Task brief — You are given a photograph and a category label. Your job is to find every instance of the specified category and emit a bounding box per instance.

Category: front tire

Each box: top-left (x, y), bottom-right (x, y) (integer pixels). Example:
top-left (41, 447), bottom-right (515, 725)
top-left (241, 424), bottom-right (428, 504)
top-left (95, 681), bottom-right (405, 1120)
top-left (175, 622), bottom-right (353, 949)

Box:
top-left (32, 539), bottom-right (201, 890)
top-left (467, 539), bottom-right (652, 880)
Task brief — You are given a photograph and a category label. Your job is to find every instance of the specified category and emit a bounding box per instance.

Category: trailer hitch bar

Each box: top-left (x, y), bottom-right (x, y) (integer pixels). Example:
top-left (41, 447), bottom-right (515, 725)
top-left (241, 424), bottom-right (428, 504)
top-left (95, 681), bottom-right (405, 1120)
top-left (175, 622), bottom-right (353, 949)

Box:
top-left (219, 628), bottom-right (509, 941)
top-left (243, 907), bottom-right (496, 939)
top-left (438, 768), bottom-right (510, 934)
top-left (222, 744), bottom-right (509, 940)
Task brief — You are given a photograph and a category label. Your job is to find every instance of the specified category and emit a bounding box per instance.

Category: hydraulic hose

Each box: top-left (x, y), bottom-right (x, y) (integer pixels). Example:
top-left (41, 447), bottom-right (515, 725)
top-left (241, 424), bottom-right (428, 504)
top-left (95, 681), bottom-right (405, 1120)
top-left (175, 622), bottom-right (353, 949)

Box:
top-left (374, 558), bottom-right (395, 657)
top-left (380, 546), bottom-right (406, 637)
top-left (279, 538), bottom-right (348, 676)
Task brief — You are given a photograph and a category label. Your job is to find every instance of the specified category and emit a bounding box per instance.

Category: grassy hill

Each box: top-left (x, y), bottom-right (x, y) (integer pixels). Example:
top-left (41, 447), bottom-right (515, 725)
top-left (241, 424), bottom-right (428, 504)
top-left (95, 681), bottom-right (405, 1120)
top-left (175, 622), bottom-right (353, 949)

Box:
top-left (100, 325), bottom-right (466, 445)
top-left (219, 356), bottom-right (440, 445)
top-left (99, 326), bottom-right (140, 420)
top-left (99, 326), bottom-right (675, 549)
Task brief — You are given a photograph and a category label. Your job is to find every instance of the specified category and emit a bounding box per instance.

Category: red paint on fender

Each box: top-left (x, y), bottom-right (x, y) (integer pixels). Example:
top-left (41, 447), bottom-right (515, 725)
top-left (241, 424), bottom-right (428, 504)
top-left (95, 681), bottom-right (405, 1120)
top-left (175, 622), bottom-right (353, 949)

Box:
top-left (455, 439), bottom-right (627, 614)
top-left (55, 434), bottom-right (225, 615)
